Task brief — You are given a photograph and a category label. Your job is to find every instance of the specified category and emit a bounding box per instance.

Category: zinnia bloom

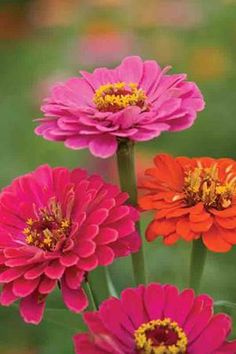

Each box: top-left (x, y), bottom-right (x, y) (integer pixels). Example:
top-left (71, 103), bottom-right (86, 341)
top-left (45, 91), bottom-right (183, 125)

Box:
top-left (139, 154), bottom-right (236, 252)
top-left (0, 165), bottom-right (140, 324)
top-left (73, 283), bottom-right (236, 353)
top-left (35, 56), bottom-right (205, 158)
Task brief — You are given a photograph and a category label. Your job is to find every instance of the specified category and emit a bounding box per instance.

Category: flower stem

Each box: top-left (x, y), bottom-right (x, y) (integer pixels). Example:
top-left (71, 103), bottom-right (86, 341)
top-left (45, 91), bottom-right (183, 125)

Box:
top-left (105, 267), bottom-right (118, 297)
top-left (189, 238), bottom-right (207, 293)
top-left (84, 278), bottom-right (98, 311)
top-left (116, 139), bottom-right (146, 286)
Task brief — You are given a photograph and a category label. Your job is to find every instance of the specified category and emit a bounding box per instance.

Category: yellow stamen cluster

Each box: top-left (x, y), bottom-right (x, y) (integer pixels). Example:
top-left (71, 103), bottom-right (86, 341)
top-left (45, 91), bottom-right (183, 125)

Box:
top-left (134, 318), bottom-right (188, 354)
top-left (93, 82), bottom-right (147, 112)
top-left (184, 163), bottom-right (236, 210)
top-left (23, 199), bottom-right (71, 251)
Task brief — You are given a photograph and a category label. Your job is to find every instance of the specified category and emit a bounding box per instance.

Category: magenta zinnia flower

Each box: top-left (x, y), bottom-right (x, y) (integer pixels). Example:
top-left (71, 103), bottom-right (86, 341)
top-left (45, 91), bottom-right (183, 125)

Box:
top-left (74, 283), bottom-right (236, 354)
top-left (35, 56), bottom-right (205, 158)
top-left (0, 165), bottom-right (140, 324)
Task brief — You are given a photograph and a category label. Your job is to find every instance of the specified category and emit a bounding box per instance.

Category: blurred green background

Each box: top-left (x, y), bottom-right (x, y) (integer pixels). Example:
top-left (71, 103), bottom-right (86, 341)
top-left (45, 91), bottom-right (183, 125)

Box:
top-left (0, 0), bottom-right (236, 353)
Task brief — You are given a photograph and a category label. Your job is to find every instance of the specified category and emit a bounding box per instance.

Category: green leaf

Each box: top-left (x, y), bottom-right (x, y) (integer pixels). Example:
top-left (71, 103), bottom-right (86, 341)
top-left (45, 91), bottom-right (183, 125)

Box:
top-left (214, 301), bottom-right (236, 309)
top-left (10, 303), bottom-right (86, 332)
top-left (105, 267), bottom-right (118, 298)
top-left (44, 308), bottom-right (86, 332)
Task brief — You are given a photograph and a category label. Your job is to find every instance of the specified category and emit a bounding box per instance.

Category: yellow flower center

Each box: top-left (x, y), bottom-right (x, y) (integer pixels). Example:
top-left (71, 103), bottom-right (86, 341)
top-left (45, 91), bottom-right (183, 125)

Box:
top-left (93, 82), bottom-right (148, 112)
top-left (184, 163), bottom-right (236, 210)
top-left (134, 318), bottom-right (188, 354)
top-left (23, 198), bottom-right (71, 251)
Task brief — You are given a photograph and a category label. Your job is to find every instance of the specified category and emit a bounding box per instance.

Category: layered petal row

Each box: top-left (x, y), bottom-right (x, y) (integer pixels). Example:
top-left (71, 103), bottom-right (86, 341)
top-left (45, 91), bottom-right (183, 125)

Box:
top-left (139, 154), bottom-right (236, 252)
top-left (74, 283), bottom-right (236, 353)
top-left (35, 56), bottom-right (205, 158)
top-left (0, 165), bottom-right (141, 323)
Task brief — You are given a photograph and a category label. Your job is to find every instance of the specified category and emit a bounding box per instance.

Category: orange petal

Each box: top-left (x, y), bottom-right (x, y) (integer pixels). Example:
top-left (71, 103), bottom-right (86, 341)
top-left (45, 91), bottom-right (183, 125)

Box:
top-left (152, 154), bottom-right (184, 191)
top-left (152, 200), bottom-right (182, 209)
top-left (163, 233), bottom-right (180, 246)
top-left (139, 195), bottom-right (154, 210)
top-left (197, 157), bottom-right (216, 168)
top-left (146, 220), bottom-right (161, 242)
top-left (220, 228), bottom-right (236, 244)
top-left (146, 219), bottom-right (176, 241)
top-left (189, 203), bottom-right (204, 215)
top-left (176, 156), bottom-right (193, 169)
top-left (166, 207), bottom-right (190, 219)
top-left (202, 225), bottom-right (232, 252)
top-left (140, 179), bottom-right (160, 190)
top-left (210, 206), bottom-right (236, 218)
top-left (190, 217), bottom-right (213, 233)
top-left (155, 209), bottom-right (175, 219)
top-left (153, 219), bottom-right (176, 236)
top-left (215, 217), bottom-right (236, 229)
top-left (176, 219), bottom-right (195, 241)
top-left (190, 210), bottom-right (211, 222)
top-left (151, 191), bottom-right (177, 201)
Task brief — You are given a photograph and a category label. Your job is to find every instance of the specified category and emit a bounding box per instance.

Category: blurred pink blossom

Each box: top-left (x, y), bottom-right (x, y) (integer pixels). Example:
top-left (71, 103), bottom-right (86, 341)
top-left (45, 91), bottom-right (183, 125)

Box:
top-left (76, 31), bottom-right (134, 66)
top-left (136, 0), bottom-right (204, 29)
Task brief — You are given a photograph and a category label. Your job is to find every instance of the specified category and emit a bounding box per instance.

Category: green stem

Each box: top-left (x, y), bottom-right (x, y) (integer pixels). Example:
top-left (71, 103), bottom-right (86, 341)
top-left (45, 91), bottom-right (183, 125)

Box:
top-left (116, 139), bottom-right (146, 286)
top-left (84, 279), bottom-right (98, 311)
top-left (189, 238), bottom-right (207, 293)
top-left (105, 267), bottom-right (118, 297)
top-left (88, 267), bottom-right (111, 304)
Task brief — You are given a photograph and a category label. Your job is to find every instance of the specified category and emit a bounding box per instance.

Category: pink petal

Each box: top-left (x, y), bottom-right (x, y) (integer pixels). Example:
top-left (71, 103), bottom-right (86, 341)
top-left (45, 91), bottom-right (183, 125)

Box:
top-left (96, 246), bottom-right (115, 266)
top-left (64, 267), bottom-right (84, 289)
top-left (106, 206), bottom-right (130, 223)
top-left (163, 285), bottom-right (179, 318)
top-left (39, 277), bottom-right (57, 294)
top-left (60, 253), bottom-right (78, 267)
top-left (139, 60), bottom-right (161, 93)
top-left (83, 311), bottom-right (107, 332)
top-left (109, 219), bottom-right (135, 237)
top-left (89, 135), bottom-right (118, 158)
top-left (61, 279), bottom-right (88, 313)
top-left (76, 240), bottom-right (96, 258)
top-left (45, 260), bottom-right (65, 279)
top-left (174, 289), bottom-right (195, 325)
top-left (13, 277), bottom-right (40, 297)
top-left (0, 283), bottom-right (19, 305)
top-left (144, 283), bottom-right (165, 320)
top-left (20, 292), bottom-right (46, 324)
top-left (118, 56), bottom-right (143, 84)
top-left (0, 267), bottom-right (28, 283)
top-left (95, 227), bottom-right (118, 245)
top-left (86, 208), bottom-right (109, 225)
top-left (121, 286), bottom-right (147, 328)
top-left (24, 263), bottom-right (47, 279)
top-left (99, 297), bottom-right (134, 348)
top-left (65, 135), bottom-right (90, 150)
top-left (190, 314), bottom-right (231, 353)
top-left (73, 333), bottom-right (106, 354)
top-left (80, 67), bottom-right (118, 88)
top-left (77, 254), bottom-right (98, 271)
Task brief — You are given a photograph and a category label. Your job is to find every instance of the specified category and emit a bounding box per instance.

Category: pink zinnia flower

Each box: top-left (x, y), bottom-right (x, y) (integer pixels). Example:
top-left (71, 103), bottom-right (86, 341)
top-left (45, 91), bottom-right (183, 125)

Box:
top-left (0, 165), bottom-right (140, 324)
top-left (35, 56), bottom-right (205, 158)
top-left (74, 283), bottom-right (236, 353)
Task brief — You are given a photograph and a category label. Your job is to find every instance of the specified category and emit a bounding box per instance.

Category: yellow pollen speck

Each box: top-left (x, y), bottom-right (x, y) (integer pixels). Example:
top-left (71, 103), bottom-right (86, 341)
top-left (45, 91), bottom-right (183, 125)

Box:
top-left (26, 218), bottom-right (34, 225)
top-left (184, 164), bottom-right (236, 210)
top-left (23, 227), bottom-right (30, 235)
top-left (25, 235), bottom-right (33, 244)
top-left (61, 220), bottom-right (70, 228)
top-left (134, 318), bottom-right (187, 354)
top-left (93, 82), bottom-right (148, 112)
top-left (23, 200), bottom-right (71, 251)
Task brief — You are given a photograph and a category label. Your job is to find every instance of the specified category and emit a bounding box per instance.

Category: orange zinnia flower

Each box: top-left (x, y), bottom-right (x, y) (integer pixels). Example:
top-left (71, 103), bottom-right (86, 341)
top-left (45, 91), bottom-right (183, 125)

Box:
top-left (139, 154), bottom-right (236, 252)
